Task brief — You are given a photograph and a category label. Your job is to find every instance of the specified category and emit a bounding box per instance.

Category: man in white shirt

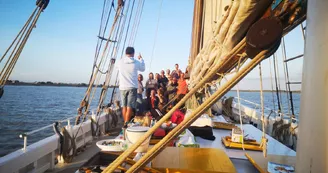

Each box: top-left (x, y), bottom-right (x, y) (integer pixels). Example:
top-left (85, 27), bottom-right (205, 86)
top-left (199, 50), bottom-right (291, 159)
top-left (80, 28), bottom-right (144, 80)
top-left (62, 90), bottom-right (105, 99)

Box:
top-left (116, 47), bottom-right (145, 128)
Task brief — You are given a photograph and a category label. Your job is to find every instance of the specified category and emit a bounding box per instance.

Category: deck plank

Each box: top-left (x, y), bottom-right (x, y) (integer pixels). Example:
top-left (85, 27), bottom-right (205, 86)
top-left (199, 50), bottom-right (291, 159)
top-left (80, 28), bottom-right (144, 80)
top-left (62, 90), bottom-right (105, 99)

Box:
top-left (152, 147), bottom-right (237, 173)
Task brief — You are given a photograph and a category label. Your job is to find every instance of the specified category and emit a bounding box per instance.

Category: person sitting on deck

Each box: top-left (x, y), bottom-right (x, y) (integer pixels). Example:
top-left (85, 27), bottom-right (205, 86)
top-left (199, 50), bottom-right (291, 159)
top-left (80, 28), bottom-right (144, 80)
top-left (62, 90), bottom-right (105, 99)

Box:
top-left (171, 63), bottom-right (181, 79)
top-left (157, 88), bottom-right (167, 113)
top-left (165, 76), bottom-right (178, 104)
top-left (177, 72), bottom-right (188, 101)
top-left (158, 70), bottom-right (168, 90)
top-left (148, 89), bottom-right (161, 120)
top-left (145, 72), bottom-right (158, 98)
top-left (116, 47), bottom-right (145, 128)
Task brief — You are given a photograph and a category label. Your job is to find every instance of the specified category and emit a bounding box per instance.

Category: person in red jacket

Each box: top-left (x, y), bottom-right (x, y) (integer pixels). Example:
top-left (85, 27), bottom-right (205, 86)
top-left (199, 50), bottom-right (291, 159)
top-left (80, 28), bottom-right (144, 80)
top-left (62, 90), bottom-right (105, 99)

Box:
top-left (171, 109), bottom-right (185, 125)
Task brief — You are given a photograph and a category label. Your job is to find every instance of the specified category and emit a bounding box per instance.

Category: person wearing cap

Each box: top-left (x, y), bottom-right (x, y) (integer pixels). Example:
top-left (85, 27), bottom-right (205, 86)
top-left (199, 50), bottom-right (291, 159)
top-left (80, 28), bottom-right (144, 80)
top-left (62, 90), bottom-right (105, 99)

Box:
top-left (116, 47), bottom-right (145, 128)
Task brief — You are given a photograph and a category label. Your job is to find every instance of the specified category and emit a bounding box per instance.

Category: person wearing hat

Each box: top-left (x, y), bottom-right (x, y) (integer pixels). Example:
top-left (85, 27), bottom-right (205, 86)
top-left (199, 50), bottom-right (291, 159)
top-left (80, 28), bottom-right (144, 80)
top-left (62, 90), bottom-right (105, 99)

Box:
top-left (116, 47), bottom-right (145, 128)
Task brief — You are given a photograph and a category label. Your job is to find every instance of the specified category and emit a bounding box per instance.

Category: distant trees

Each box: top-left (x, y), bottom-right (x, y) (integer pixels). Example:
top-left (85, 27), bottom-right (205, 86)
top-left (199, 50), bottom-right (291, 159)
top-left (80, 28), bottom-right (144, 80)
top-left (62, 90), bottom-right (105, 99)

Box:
top-left (5, 80), bottom-right (99, 88)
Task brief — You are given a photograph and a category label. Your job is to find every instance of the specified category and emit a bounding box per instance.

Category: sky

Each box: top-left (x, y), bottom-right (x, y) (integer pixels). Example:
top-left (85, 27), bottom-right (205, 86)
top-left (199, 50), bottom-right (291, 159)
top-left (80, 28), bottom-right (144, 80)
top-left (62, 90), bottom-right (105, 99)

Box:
top-left (0, 0), bottom-right (305, 90)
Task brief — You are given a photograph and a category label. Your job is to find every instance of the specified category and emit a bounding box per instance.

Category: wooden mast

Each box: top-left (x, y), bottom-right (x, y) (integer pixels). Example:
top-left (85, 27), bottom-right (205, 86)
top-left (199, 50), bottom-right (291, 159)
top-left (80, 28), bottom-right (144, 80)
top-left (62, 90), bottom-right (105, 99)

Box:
top-left (296, 0), bottom-right (328, 172)
top-left (189, 0), bottom-right (204, 68)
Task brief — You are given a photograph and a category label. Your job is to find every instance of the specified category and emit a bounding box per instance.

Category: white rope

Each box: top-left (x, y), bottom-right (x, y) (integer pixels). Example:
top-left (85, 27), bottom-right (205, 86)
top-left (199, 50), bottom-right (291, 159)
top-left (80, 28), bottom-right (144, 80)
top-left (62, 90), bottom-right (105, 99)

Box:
top-left (236, 84), bottom-right (245, 150)
top-left (259, 63), bottom-right (268, 157)
top-left (148, 0), bottom-right (164, 72)
top-left (236, 55), bottom-right (244, 150)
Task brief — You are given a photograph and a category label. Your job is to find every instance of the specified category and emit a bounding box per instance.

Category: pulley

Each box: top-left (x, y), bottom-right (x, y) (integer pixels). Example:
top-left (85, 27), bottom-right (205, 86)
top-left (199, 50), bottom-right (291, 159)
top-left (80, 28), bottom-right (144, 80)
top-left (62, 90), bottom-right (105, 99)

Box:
top-left (246, 17), bottom-right (283, 59)
top-left (36, 0), bottom-right (50, 10)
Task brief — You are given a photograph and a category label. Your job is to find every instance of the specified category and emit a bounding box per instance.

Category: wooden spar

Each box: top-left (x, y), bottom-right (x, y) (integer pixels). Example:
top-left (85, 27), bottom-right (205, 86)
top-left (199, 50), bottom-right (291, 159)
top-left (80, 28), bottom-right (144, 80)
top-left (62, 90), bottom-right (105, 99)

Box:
top-left (189, 0), bottom-right (204, 68)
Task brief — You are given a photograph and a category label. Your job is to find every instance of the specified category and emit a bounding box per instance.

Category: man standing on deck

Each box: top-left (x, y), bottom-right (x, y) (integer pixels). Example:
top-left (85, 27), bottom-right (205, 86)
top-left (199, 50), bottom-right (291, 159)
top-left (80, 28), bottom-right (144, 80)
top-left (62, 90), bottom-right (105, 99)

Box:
top-left (116, 47), bottom-right (145, 128)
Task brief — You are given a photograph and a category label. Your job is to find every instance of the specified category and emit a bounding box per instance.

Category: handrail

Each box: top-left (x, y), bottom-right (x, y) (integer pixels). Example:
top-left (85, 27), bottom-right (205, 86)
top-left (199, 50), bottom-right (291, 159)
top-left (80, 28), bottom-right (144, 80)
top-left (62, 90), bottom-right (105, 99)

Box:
top-left (18, 115), bottom-right (80, 151)
top-left (21, 116), bottom-right (77, 136)
top-left (233, 97), bottom-right (299, 121)
top-left (234, 97), bottom-right (279, 114)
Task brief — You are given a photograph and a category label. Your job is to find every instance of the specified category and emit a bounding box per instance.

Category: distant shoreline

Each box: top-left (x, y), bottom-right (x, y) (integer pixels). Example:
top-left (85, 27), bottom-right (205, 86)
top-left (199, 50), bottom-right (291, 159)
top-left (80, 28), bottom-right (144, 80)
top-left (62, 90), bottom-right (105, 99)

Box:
top-left (230, 89), bottom-right (301, 93)
top-left (5, 81), bottom-right (117, 88)
top-left (5, 81), bottom-right (301, 93)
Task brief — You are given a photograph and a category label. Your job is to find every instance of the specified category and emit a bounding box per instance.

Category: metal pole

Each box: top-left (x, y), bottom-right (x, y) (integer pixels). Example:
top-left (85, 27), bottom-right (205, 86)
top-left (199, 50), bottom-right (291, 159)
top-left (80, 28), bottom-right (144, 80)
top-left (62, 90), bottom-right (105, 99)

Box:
top-left (23, 136), bottom-right (27, 151)
top-left (296, 0), bottom-right (328, 172)
top-left (20, 133), bottom-right (27, 152)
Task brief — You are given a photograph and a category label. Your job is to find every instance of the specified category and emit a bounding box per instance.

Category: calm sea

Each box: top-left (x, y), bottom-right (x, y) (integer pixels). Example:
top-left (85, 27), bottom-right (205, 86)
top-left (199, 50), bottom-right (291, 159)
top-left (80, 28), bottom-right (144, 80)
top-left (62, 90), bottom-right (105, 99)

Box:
top-left (0, 85), bottom-right (300, 157)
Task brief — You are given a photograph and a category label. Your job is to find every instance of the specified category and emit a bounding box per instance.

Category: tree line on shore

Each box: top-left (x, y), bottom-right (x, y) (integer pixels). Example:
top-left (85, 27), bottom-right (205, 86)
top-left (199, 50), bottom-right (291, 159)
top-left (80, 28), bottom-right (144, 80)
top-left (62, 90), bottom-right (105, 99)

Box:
top-left (5, 80), bottom-right (117, 88)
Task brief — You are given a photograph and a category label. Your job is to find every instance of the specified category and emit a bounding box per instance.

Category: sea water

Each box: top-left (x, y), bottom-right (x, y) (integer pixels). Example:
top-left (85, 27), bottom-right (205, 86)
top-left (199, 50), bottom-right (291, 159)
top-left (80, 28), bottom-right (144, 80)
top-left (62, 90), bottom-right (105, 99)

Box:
top-left (0, 85), bottom-right (300, 157)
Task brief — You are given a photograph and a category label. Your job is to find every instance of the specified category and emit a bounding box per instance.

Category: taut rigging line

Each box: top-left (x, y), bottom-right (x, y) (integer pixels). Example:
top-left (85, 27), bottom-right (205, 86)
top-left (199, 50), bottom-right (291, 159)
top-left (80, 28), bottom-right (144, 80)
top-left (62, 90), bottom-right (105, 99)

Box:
top-left (272, 54), bottom-right (282, 113)
top-left (75, 1), bottom-right (125, 125)
top-left (0, 0), bottom-right (49, 99)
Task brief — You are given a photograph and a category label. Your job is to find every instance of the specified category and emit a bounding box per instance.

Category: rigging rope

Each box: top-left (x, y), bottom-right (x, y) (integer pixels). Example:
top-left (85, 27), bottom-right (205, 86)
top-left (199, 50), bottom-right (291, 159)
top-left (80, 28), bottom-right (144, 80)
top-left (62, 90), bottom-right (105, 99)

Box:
top-left (94, 0), bottom-right (141, 134)
top-left (272, 53), bottom-right (282, 113)
top-left (236, 84), bottom-right (245, 150)
top-left (235, 54), bottom-right (245, 150)
top-left (0, 2), bottom-right (47, 88)
top-left (128, 0), bottom-right (145, 46)
top-left (268, 57), bottom-right (276, 115)
top-left (258, 63), bottom-right (268, 157)
top-left (71, 1), bottom-right (130, 155)
top-left (110, 0), bottom-right (144, 105)
top-left (274, 53), bottom-right (284, 115)
top-left (131, 0), bottom-right (145, 46)
top-left (148, 0), bottom-right (164, 72)
top-left (281, 37), bottom-right (294, 117)
top-left (89, 0), bottom-right (115, 83)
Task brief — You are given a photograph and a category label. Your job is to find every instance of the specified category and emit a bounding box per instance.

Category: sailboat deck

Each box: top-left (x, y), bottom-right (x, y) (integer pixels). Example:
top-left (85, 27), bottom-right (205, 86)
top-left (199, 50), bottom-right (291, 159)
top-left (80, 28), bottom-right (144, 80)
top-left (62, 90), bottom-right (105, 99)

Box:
top-left (51, 116), bottom-right (295, 173)
top-left (197, 124), bottom-right (296, 159)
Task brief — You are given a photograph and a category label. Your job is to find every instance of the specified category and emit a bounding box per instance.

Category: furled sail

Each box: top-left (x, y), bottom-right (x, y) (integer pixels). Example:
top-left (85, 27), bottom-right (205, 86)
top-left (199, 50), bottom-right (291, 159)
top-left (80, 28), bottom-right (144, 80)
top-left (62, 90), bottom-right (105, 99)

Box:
top-left (189, 0), bottom-right (273, 88)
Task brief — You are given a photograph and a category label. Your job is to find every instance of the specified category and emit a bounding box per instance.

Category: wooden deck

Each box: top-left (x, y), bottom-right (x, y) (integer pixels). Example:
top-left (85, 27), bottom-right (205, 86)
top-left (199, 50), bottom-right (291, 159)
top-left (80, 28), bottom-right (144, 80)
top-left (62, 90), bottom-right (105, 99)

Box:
top-left (51, 116), bottom-right (296, 173)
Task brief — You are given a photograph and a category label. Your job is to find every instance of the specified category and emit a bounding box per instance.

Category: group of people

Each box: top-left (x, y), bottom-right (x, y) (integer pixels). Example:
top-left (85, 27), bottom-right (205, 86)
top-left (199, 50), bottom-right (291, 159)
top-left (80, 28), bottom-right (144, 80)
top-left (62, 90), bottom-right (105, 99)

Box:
top-left (116, 47), bottom-right (189, 129)
top-left (138, 63), bottom-right (188, 118)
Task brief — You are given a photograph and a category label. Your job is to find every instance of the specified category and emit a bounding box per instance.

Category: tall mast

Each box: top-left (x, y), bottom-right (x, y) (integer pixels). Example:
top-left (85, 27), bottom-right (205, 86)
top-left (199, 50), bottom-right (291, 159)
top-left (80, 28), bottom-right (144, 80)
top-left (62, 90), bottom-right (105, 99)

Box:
top-left (189, 0), bottom-right (204, 67)
top-left (296, 0), bottom-right (328, 172)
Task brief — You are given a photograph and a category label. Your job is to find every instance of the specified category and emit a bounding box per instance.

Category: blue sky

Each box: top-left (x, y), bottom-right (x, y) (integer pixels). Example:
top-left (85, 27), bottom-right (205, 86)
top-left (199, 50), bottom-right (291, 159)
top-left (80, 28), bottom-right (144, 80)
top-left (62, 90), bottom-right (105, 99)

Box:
top-left (0, 0), bottom-right (305, 90)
